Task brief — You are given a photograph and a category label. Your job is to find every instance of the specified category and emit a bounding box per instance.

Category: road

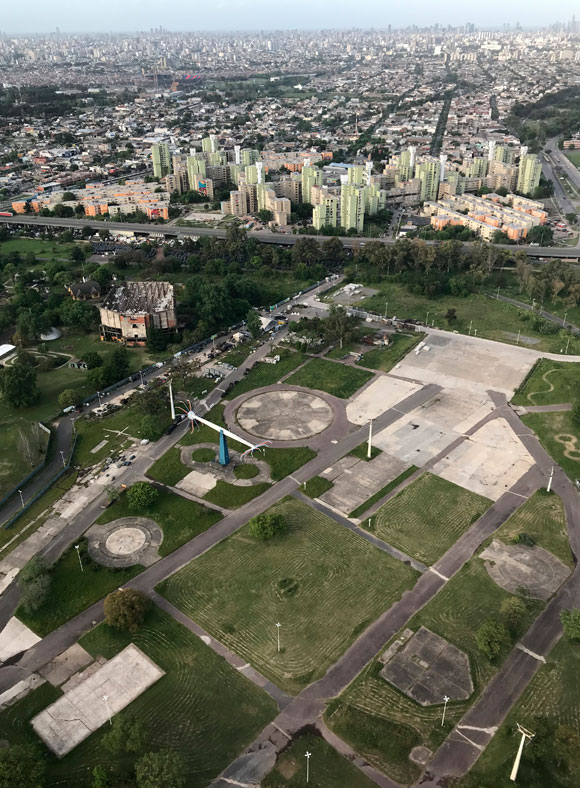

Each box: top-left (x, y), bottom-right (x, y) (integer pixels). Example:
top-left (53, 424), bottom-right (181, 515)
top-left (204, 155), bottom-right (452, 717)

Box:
top-left (0, 214), bottom-right (578, 259)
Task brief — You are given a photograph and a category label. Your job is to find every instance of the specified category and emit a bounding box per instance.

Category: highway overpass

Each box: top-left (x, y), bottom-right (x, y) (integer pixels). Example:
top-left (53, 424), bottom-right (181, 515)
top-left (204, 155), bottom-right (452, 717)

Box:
top-left (0, 214), bottom-right (578, 260)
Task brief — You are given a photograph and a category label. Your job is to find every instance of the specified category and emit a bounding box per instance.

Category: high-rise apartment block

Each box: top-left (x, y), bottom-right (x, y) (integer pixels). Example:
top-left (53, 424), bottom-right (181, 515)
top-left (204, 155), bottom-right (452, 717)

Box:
top-left (516, 154), bottom-right (542, 196)
top-left (152, 143), bottom-right (172, 178)
top-left (415, 159), bottom-right (441, 202)
top-left (301, 165), bottom-right (323, 204)
top-left (340, 184), bottom-right (364, 232)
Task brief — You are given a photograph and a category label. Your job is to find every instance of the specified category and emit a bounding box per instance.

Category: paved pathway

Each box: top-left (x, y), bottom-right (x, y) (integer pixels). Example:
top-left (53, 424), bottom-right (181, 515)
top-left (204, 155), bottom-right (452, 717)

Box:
top-left (521, 402), bottom-right (572, 413)
top-left (488, 292), bottom-right (580, 335)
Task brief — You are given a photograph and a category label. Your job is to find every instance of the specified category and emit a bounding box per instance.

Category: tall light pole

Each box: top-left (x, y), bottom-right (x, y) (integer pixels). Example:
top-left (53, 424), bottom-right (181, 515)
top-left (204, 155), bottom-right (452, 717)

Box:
top-left (75, 544), bottom-right (84, 572)
top-left (139, 369), bottom-right (145, 386)
top-left (96, 391), bottom-right (103, 407)
top-left (103, 694), bottom-right (112, 725)
top-left (276, 622), bottom-right (281, 653)
top-left (565, 335), bottom-right (571, 354)
top-left (547, 466), bottom-right (554, 494)
top-left (18, 489), bottom-right (24, 509)
top-left (426, 311), bottom-right (430, 326)
top-left (168, 380), bottom-right (176, 421)
top-left (60, 450), bottom-right (66, 469)
top-left (563, 311), bottom-right (568, 328)
top-left (367, 419), bottom-right (373, 459)
top-left (468, 320), bottom-right (473, 336)
top-left (510, 724), bottom-right (534, 782)
top-left (384, 301), bottom-right (388, 318)
top-left (441, 695), bottom-right (450, 726)
top-left (516, 329), bottom-right (521, 345)
top-left (305, 751), bottom-right (311, 783)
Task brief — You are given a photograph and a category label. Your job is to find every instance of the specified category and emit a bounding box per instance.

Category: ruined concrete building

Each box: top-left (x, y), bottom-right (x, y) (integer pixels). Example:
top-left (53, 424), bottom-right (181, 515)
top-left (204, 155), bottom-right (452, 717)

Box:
top-left (99, 281), bottom-right (176, 346)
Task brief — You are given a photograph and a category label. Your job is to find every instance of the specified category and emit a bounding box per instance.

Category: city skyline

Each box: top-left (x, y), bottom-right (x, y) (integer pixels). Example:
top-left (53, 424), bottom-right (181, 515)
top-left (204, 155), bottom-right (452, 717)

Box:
top-left (2, 1), bottom-right (579, 34)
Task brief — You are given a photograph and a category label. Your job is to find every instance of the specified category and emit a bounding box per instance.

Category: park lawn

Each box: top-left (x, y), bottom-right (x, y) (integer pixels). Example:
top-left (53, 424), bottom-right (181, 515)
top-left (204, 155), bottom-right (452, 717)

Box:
top-left (0, 420), bottom-right (50, 501)
top-left (0, 606), bottom-right (277, 788)
top-left (16, 539), bottom-right (143, 637)
top-left (262, 732), bottom-right (378, 788)
top-left (326, 341), bottom-right (363, 360)
top-left (370, 473), bottom-right (490, 564)
top-left (224, 349), bottom-right (306, 400)
top-left (286, 358), bottom-right (373, 399)
top-left (349, 442), bottom-right (382, 461)
top-left (147, 446), bottom-right (190, 486)
top-left (360, 282), bottom-right (571, 353)
top-left (564, 150), bottom-right (580, 170)
top-left (0, 236), bottom-right (76, 259)
top-left (204, 480), bottom-right (271, 508)
top-left (234, 463), bottom-right (259, 479)
top-left (97, 486), bottom-right (221, 556)
top-left (303, 476), bottom-right (334, 498)
top-left (460, 637), bottom-right (580, 788)
top-left (522, 411), bottom-right (580, 483)
top-left (351, 466), bottom-right (419, 519)
top-left (512, 359), bottom-right (580, 406)
top-left (492, 490), bottom-right (573, 568)
top-left (158, 497), bottom-right (418, 695)
top-left (325, 558), bottom-right (543, 786)
top-left (357, 332), bottom-right (425, 373)
top-left (0, 470), bottom-right (77, 553)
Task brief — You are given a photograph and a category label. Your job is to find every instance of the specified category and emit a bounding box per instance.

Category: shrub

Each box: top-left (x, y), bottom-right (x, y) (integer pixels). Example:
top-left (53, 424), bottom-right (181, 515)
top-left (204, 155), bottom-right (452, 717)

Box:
top-left (104, 588), bottom-right (151, 633)
top-left (127, 482), bottom-right (159, 512)
top-left (248, 513), bottom-right (287, 541)
top-left (476, 618), bottom-right (509, 660)
top-left (18, 556), bottom-right (51, 613)
top-left (515, 532), bottom-right (536, 547)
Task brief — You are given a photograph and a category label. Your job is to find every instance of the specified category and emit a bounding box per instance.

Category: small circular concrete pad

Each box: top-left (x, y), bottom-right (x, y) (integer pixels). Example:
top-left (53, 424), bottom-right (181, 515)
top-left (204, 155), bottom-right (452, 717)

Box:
top-left (480, 539), bottom-right (571, 600)
top-left (237, 390), bottom-right (333, 441)
top-left (410, 746), bottom-right (432, 766)
top-left (86, 517), bottom-right (162, 568)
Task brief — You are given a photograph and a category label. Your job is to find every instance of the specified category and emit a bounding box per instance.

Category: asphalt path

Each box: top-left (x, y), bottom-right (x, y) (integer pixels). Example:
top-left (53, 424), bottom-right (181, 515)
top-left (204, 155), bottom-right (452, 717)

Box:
top-left (489, 293), bottom-right (580, 335)
top-left (0, 214), bottom-right (578, 259)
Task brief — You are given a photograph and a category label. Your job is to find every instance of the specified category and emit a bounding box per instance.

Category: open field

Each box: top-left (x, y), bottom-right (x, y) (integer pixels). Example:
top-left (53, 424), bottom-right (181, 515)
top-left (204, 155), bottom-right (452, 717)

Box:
top-left (17, 538), bottom-right (143, 637)
top-left (512, 359), bottom-right (580, 406)
top-left (0, 421), bottom-right (49, 500)
top-left (370, 473), bottom-right (491, 565)
top-left (461, 636), bottom-right (580, 788)
top-left (522, 411), bottom-right (580, 482)
top-left (224, 349), bottom-right (306, 400)
top-left (97, 486), bottom-right (221, 556)
top-left (360, 282), bottom-right (577, 353)
top-left (159, 497), bottom-right (418, 694)
top-left (491, 490), bottom-right (572, 567)
top-left (262, 733), bottom-right (378, 788)
top-left (0, 606), bottom-right (276, 787)
top-left (564, 150), bottom-right (580, 170)
top-left (286, 358), bottom-right (374, 399)
top-left (0, 236), bottom-right (76, 260)
top-left (204, 479), bottom-right (271, 508)
top-left (357, 333), bottom-right (425, 373)
top-left (326, 558), bottom-right (543, 785)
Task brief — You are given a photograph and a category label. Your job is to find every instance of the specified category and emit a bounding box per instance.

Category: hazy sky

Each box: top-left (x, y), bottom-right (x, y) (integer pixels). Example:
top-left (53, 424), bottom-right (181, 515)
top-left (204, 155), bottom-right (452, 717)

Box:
top-left (3, 0), bottom-right (578, 34)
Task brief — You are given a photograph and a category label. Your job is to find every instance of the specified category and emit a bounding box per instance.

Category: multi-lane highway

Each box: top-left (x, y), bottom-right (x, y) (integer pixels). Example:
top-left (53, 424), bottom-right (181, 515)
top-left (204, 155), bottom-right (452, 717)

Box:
top-left (0, 214), bottom-right (578, 259)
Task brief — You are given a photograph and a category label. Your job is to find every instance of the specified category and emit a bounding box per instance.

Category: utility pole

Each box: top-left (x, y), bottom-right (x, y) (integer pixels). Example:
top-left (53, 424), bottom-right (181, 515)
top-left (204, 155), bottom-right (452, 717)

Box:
top-left (510, 724), bottom-right (534, 782)
top-left (547, 466), bottom-right (554, 493)
top-left (367, 419), bottom-right (373, 459)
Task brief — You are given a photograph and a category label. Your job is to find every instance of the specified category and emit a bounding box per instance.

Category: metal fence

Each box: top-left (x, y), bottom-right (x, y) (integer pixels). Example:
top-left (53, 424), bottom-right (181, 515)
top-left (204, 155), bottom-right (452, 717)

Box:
top-left (0, 423), bottom-right (52, 510)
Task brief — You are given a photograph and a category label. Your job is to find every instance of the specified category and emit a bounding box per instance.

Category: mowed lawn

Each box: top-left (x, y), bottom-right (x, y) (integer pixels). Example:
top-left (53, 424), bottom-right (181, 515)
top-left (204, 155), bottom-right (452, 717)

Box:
top-left (357, 333), bottom-right (425, 373)
top-left (371, 473), bottom-right (491, 565)
top-left (522, 410), bottom-right (580, 482)
top-left (460, 637), bottom-right (580, 788)
top-left (0, 606), bottom-right (276, 788)
top-left (512, 359), bottom-right (580, 406)
top-left (96, 485), bottom-right (222, 556)
top-left (286, 358), bottom-right (373, 399)
top-left (263, 733), bottom-right (378, 788)
top-left (326, 558), bottom-right (543, 786)
top-left (159, 497), bottom-right (418, 694)
top-left (0, 420), bottom-right (49, 500)
top-left (224, 349), bottom-right (306, 400)
top-left (492, 490), bottom-right (572, 568)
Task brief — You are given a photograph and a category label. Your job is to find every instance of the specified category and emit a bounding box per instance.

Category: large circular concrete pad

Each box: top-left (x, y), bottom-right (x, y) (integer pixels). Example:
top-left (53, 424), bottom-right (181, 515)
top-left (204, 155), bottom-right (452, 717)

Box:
top-left (237, 390), bottom-right (333, 441)
top-left (105, 527), bottom-right (147, 556)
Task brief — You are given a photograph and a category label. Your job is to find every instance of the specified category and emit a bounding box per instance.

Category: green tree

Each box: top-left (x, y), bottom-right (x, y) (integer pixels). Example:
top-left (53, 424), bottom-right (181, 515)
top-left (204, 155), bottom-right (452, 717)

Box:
top-left (324, 303), bottom-right (354, 348)
top-left (527, 225), bottom-right (554, 245)
top-left (500, 596), bottom-right (526, 633)
top-left (561, 608), bottom-right (580, 640)
top-left (476, 618), bottom-right (509, 660)
top-left (71, 245), bottom-right (86, 263)
top-left (291, 236), bottom-right (321, 267)
top-left (248, 513), bottom-right (287, 540)
top-left (81, 351), bottom-right (103, 370)
top-left (246, 309), bottom-right (261, 339)
top-left (140, 415), bottom-right (164, 442)
top-left (135, 750), bottom-right (186, 788)
top-left (92, 765), bottom-right (110, 788)
top-left (127, 482), bottom-right (159, 511)
top-left (18, 556), bottom-right (51, 614)
top-left (58, 388), bottom-right (80, 409)
top-left (257, 209), bottom-right (273, 223)
top-left (104, 588), bottom-right (151, 634)
top-left (0, 363), bottom-right (39, 407)
top-left (101, 714), bottom-right (147, 756)
top-left (445, 308), bottom-right (457, 324)
top-left (0, 744), bottom-right (45, 788)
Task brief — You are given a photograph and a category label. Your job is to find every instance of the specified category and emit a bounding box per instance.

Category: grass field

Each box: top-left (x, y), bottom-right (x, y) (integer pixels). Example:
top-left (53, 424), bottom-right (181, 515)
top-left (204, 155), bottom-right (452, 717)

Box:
top-left (349, 442), bottom-right (382, 461)
top-left (17, 538), bottom-right (143, 637)
top-left (357, 333), bottom-right (425, 373)
top-left (326, 558), bottom-right (543, 785)
top-left (360, 282), bottom-right (574, 353)
top-left (460, 637), bottom-right (580, 788)
top-left (97, 486), bottom-right (221, 556)
top-left (0, 606), bottom-right (276, 787)
top-left (286, 358), bottom-right (373, 399)
top-left (492, 490), bottom-right (572, 567)
top-left (204, 479), bottom-right (271, 508)
top-left (262, 733), bottom-right (377, 788)
top-left (0, 421), bottom-right (49, 500)
top-left (159, 497), bottom-right (418, 695)
top-left (224, 349), bottom-right (306, 400)
top-left (369, 473), bottom-right (490, 564)
top-left (0, 236), bottom-right (75, 260)
top-left (350, 467), bottom-right (418, 519)
top-left (522, 411), bottom-right (580, 482)
top-left (302, 476), bottom-right (334, 498)
top-left (564, 150), bottom-right (580, 170)
top-left (147, 446), bottom-right (190, 486)
top-left (512, 359), bottom-right (580, 406)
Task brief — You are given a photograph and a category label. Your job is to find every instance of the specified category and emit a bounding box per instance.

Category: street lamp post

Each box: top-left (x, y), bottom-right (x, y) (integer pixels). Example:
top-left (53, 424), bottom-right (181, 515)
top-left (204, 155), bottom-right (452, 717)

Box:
top-left (60, 450), bottom-right (66, 469)
top-left (367, 419), bottom-right (373, 459)
top-left (384, 301), bottom-right (388, 318)
top-left (510, 724), bottom-right (534, 781)
top-left (96, 391), bottom-right (103, 408)
top-left (426, 311), bottom-right (430, 326)
top-left (468, 320), bottom-right (473, 336)
top-left (563, 311), bottom-right (568, 328)
top-left (547, 466), bottom-right (554, 494)
top-left (517, 329), bottom-right (521, 345)
top-left (276, 622), bottom-right (281, 653)
top-left (75, 544), bottom-right (84, 572)
top-left (18, 489), bottom-right (24, 509)
top-left (305, 751), bottom-right (311, 783)
top-left (441, 695), bottom-right (450, 726)
top-left (103, 694), bottom-right (112, 725)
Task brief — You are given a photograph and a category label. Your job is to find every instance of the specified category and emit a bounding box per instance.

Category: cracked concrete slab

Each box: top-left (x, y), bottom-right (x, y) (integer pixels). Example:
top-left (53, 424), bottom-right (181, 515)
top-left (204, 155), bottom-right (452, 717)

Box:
top-left (0, 617), bottom-right (41, 663)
